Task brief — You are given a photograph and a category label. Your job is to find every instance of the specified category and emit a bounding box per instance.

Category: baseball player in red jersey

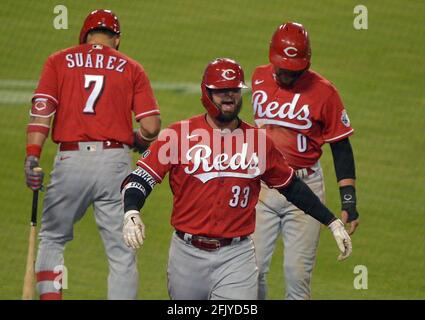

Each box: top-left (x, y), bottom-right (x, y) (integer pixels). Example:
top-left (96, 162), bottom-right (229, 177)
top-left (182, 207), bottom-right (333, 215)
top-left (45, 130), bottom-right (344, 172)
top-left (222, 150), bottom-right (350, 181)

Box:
top-left (120, 58), bottom-right (351, 300)
top-left (24, 9), bottom-right (161, 299)
top-left (251, 22), bottom-right (360, 300)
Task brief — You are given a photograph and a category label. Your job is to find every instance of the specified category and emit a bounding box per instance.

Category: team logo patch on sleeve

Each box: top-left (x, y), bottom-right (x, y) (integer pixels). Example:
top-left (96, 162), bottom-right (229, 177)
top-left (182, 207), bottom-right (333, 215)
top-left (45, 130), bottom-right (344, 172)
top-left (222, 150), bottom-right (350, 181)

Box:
top-left (341, 110), bottom-right (351, 127)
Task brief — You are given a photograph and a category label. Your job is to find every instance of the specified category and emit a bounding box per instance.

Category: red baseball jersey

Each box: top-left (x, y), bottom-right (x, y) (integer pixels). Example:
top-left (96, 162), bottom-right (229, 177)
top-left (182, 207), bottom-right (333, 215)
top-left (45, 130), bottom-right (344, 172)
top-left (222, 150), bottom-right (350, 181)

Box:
top-left (31, 43), bottom-right (160, 145)
top-left (137, 114), bottom-right (294, 238)
top-left (252, 64), bottom-right (354, 169)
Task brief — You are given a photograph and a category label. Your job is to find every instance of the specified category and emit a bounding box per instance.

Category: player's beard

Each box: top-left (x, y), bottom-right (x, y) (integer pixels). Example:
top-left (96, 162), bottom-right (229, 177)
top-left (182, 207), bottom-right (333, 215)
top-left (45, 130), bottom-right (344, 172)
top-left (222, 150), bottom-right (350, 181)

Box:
top-left (215, 98), bottom-right (243, 123)
top-left (275, 68), bottom-right (306, 88)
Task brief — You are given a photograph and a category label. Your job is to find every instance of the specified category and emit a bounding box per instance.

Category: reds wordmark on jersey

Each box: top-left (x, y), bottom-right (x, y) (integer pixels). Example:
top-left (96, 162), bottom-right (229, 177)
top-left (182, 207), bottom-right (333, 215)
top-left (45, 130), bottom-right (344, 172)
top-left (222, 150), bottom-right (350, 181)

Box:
top-left (31, 43), bottom-right (160, 145)
top-left (252, 64), bottom-right (354, 169)
top-left (136, 115), bottom-right (294, 238)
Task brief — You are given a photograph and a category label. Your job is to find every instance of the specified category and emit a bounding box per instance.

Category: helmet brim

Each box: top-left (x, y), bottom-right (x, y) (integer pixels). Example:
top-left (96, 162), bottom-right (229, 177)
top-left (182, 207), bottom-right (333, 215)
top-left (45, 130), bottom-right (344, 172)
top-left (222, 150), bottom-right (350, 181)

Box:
top-left (270, 54), bottom-right (310, 71)
top-left (205, 82), bottom-right (248, 89)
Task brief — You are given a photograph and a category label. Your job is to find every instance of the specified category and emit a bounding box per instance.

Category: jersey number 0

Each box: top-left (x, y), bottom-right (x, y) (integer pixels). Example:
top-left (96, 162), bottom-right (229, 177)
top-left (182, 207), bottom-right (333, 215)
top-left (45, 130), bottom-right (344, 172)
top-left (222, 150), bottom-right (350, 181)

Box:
top-left (83, 74), bottom-right (105, 114)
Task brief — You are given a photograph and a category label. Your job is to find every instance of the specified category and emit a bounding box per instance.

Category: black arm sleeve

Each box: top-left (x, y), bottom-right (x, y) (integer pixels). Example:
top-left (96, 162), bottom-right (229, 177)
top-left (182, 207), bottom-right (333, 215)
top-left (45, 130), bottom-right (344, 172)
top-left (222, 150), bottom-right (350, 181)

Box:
top-left (330, 138), bottom-right (356, 181)
top-left (121, 166), bottom-right (158, 212)
top-left (277, 177), bottom-right (336, 226)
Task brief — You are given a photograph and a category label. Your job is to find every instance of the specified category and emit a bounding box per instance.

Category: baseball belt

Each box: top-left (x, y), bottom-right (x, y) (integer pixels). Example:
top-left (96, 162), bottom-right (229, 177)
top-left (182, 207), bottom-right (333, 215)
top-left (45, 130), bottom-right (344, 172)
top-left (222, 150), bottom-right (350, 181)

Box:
top-left (59, 141), bottom-right (124, 151)
top-left (175, 230), bottom-right (248, 251)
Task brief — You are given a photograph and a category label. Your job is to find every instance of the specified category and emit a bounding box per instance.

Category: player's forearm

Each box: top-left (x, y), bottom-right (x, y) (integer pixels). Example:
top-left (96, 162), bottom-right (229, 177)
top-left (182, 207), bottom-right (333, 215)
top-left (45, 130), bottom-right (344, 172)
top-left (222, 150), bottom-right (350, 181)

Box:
top-left (121, 166), bottom-right (158, 212)
top-left (132, 116), bottom-right (161, 152)
top-left (330, 138), bottom-right (356, 181)
top-left (330, 139), bottom-right (359, 220)
top-left (277, 177), bottom-right (336, 226)
top-left (139, 115), bottom-right (161, 140)
top-left (26, 116), bottom-right (52, 158)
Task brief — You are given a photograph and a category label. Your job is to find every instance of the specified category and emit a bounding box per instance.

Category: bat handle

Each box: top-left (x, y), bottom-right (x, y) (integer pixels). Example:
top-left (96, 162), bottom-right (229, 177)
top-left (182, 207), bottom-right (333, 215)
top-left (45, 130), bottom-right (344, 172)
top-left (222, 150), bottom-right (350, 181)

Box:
top-left (31, 167), bottom-right (42, 226)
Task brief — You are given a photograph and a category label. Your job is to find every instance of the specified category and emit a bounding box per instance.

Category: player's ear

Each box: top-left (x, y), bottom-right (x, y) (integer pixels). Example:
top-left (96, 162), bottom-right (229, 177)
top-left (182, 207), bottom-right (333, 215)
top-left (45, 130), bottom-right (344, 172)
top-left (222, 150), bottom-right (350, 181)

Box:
top-left (114, 37), bottom-right (120, 50)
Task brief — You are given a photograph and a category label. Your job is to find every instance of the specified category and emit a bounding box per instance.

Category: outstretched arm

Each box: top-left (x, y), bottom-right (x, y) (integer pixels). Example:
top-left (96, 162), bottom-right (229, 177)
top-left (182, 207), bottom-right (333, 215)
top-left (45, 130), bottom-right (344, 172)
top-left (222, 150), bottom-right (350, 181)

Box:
top-left (277, 176), bottom-right (352, 261)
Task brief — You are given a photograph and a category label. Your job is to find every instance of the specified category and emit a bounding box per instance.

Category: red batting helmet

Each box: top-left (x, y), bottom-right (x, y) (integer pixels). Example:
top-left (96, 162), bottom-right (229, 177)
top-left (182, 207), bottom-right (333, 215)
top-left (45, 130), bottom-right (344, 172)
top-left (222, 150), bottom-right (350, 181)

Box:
top-left (269, 22), bottom-right (311, 71)
top-left (79, 9), bottom-right (121, 45)
top-left (201, 58), bottom-right (247, 117)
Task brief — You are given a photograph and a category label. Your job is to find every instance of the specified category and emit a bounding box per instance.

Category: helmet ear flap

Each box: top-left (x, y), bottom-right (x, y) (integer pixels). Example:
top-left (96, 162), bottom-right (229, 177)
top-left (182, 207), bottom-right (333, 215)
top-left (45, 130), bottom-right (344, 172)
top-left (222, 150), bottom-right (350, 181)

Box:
top-left (201, 83), bottom-right (220, 118)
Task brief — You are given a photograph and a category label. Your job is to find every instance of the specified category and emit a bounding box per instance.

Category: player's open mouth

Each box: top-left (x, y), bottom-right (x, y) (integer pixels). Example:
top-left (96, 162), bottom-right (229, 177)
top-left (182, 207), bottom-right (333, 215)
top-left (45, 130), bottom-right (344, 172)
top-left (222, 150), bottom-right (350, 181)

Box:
top-left (221, 101), bottom-right (235, 112)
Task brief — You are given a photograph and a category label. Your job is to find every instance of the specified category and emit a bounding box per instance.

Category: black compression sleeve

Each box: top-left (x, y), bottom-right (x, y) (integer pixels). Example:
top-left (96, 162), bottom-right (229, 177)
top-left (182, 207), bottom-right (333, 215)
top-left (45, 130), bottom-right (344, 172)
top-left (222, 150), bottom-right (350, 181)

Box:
top-left (121, 167), bottom-right (157, 212)
top-left (330, 138), bottom-right (356, 181)
top-left (277, 177), bottom-right (336, 226)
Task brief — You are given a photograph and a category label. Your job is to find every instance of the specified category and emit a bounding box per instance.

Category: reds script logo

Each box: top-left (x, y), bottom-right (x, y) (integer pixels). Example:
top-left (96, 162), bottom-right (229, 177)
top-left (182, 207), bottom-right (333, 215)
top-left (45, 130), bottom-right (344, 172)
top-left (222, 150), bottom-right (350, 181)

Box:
top-left (252, 90), bottom-right (312, 129)
top-left (184, 143), bottom-right (261, 183)
top-left (221, 69), bottom-right (236, 80)
top-left (284, 46), bottom-right (298, 57)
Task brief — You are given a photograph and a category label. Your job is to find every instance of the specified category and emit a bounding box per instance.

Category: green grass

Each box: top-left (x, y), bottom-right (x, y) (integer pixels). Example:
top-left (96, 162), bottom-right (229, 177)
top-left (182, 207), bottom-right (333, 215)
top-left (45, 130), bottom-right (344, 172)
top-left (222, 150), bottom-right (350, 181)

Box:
top-left (1, 0), bottom-right (424, 299)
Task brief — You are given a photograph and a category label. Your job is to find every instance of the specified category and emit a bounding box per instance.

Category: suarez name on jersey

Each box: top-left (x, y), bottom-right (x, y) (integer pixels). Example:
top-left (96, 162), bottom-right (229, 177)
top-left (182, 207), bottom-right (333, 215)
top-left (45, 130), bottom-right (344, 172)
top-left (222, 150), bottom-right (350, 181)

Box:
top-left (31, 43), bottom-right (160, 145)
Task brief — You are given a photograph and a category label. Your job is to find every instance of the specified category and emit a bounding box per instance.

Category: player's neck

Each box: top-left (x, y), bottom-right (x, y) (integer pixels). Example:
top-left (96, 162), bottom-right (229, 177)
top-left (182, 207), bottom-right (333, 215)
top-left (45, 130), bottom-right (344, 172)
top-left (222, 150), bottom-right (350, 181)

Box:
top-left (87, 37), bottom-right (116, 49)
top-left (206, 114), bottom-right (239, 131)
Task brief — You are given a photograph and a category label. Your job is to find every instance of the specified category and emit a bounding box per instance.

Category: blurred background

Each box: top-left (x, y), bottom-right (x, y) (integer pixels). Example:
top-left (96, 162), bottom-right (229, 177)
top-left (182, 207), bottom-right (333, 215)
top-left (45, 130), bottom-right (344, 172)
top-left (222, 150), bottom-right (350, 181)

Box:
top-left (0, 0), bottom-right (424, 299)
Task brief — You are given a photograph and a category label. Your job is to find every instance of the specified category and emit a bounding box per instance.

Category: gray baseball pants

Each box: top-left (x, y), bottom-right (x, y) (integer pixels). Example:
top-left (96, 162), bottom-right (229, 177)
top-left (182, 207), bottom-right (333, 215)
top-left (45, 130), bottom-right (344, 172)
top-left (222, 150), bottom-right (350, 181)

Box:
top-left (35, 142), bottom-right (138, 299)
top-left (253, 163), bottom-right (324, 300)
top-left (167, 232), bottom-right (258, 300)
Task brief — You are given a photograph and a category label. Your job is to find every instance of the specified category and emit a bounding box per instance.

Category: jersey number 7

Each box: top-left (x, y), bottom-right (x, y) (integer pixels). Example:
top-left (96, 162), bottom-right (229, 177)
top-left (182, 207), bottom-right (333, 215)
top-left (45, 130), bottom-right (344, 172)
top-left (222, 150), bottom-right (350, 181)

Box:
top-left (83, 74), bottom-right (105, 114)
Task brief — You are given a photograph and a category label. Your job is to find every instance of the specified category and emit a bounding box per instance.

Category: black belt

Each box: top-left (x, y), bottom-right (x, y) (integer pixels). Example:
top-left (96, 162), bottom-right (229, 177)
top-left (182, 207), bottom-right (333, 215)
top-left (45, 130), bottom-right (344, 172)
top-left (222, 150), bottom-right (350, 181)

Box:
top-left (176, 230), bottom-right (248, 251)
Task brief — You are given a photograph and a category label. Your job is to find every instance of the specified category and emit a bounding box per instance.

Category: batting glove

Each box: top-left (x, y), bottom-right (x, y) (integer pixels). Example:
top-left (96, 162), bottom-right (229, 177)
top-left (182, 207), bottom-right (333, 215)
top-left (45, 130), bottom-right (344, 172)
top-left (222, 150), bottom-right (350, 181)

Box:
top-left (123, 210), bottom-right (145, 249)
top-left (328, 219), bottom-right (352, 261)
top-left (24, 156), bottom-right (44, 191)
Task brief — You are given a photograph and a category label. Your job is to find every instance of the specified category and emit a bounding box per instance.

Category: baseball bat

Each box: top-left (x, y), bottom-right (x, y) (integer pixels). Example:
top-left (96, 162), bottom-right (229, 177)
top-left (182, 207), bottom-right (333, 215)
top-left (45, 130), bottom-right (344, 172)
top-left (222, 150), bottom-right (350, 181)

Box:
top-left (22, 167), bottom-right (42, 300)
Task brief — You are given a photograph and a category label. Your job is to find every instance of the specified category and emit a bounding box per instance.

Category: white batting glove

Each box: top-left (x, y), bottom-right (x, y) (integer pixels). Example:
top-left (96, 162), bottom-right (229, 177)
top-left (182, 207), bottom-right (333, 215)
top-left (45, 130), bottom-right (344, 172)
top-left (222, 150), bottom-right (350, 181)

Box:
top-left (123, 210), bottom-right (145, 250)
top-left (328, 219), bottom-right (352, 261)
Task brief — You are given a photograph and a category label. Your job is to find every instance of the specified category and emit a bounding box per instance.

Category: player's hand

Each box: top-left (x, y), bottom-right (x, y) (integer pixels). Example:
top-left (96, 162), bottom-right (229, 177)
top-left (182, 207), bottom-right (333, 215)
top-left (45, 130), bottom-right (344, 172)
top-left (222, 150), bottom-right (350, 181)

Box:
top-left (130, 129), bottom-right (149, 154)
top-left (341, 210), bottom-right (359, 235)
top-left (328, 219), bottom-right (352, 261)
top-left (340, 185), bottom-right (359, 235)
top-left (24, 156), bottom-right (44, 191)
top-left (123, 210), bottom-right (146, 249)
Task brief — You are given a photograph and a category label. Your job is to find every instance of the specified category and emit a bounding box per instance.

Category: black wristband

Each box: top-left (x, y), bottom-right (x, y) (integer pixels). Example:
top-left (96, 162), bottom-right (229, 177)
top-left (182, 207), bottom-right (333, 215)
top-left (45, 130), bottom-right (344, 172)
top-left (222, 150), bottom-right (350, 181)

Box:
top-left (339, 185), bottom-right (359, 222)
top-left (121, 167), bottom-right (157, 213)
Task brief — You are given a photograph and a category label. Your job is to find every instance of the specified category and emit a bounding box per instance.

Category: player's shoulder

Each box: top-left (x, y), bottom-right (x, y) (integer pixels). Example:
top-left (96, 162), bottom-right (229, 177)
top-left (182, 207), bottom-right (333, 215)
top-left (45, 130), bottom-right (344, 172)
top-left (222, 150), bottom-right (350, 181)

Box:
top-left (45, 44), bottom-right (81, 61)
top-left (108, 48), bottom-right (142, 69)
top-left (160, 114), bottom-right (206, 135)
top-left (306, 69), bottom-right (339, 94)
top-left (238, 120), bottom-right (272, 144)
top-left (252, 64), bottom-right (273, 79)
top-left (155, 115), bottom-right (206, 142)
top-left (239, 119), bottom-right (256, 130)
